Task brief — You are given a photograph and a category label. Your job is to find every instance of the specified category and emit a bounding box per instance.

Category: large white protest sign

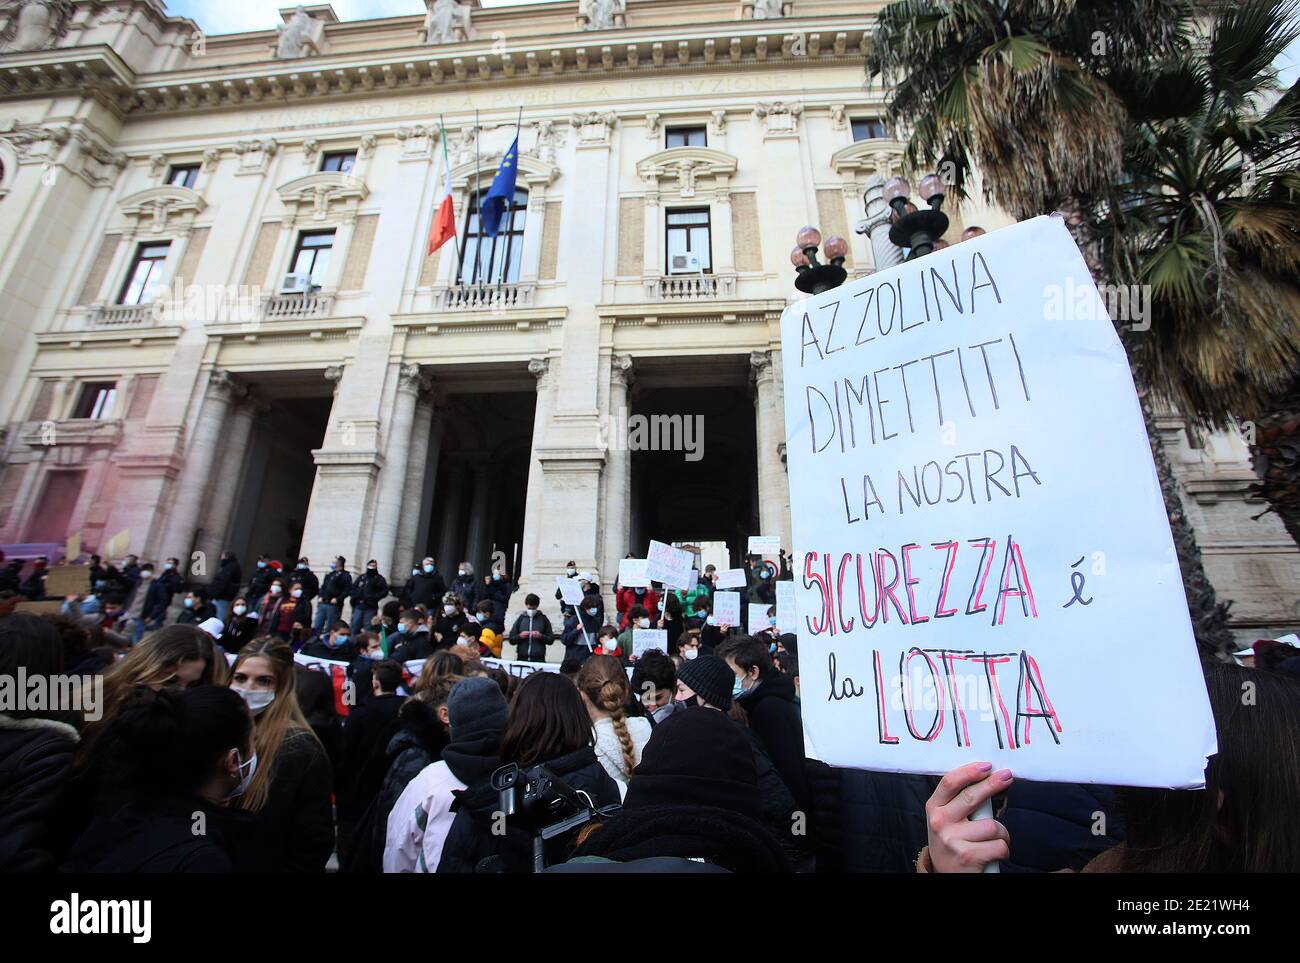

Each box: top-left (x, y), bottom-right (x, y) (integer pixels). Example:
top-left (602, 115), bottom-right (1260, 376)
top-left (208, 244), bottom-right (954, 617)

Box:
top-left (556, 576), bottom-right (586, 606)
top-left (618, 558), bottom-right (650, 588)
top-left (715, 568), bottom-right (747, 589)
top-left (646, 540), bottom-right (693, 588)
top-left (781, 215), bottom-right (1215, 788)
top-left (632, 628), bottom-right (668, 658)
top-left (713, 591), bottom-right (741, 625)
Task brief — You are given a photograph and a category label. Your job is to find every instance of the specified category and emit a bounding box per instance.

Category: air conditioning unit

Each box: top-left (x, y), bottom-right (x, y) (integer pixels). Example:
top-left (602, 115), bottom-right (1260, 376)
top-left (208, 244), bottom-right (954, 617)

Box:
top-left (668, 253), bottom-right (703, 275)
top-left (280, 272), bottom-right (313, 294)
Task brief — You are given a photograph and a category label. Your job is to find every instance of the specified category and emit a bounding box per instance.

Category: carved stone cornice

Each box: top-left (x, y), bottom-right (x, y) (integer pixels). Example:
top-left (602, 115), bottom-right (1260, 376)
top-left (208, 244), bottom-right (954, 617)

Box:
top-left (636, 146), bottom-right (738, 200)
top-left (275, 170), bottom-right (369, 224)
top-left (117, 185), bottom-right (207, 236)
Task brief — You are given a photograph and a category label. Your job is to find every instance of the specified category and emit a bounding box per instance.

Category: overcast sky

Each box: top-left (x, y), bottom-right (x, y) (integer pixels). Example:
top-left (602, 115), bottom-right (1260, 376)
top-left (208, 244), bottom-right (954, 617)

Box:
top-left (166, 0), bottom-right (1297, 88)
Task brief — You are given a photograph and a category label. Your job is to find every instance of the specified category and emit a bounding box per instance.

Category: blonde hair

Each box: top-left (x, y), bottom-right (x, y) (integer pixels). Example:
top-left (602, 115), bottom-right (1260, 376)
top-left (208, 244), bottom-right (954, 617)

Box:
top-left (85, 625), bottom-right (223, 745)
top-left (414, 649), bottom-right (465, 693)
top-left (230, 637), bottom-right (319, 812)
top-left (576, 655), bottom-right (636, 780)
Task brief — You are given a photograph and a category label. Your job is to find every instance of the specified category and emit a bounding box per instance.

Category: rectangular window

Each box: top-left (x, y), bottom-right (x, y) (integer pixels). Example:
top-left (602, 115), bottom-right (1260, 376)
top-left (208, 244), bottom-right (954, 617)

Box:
top-left (117, 241), bottom-right (170, 305)
top-left (165, 164), bottom-right (199, 188)
top-left (321, 151), bottom-right (357, 173)
top-left (851, 118), bottom-right (889, 141)
top-left (666, 126), bottom-right (707, 149)
top-left (290, 230), bottom-right (335, 286)
top-left (72, 382), bottom-right (117, 420)
top-left (458, 189), bottom-right (528, 285)
top-left (665, 208), bottom-right (712, 274)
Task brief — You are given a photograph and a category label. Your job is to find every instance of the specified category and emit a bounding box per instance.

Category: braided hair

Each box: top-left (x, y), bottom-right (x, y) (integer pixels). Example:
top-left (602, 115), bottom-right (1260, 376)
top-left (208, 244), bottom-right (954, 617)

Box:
top-left (577, 654), bottom-right (636, 779)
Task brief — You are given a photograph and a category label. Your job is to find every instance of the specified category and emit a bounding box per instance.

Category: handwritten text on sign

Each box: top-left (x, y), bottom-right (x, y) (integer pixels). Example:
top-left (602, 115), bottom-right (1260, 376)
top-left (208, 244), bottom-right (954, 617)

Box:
top-left (780, 216), bottom-right (1215, 788)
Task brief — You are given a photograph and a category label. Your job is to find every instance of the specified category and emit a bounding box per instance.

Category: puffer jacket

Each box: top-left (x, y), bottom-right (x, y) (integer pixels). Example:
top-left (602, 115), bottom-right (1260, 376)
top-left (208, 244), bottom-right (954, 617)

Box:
top-left (0, 714), bottom-right (79, 873)
top-left (806, 760), bottom-right (933, 873)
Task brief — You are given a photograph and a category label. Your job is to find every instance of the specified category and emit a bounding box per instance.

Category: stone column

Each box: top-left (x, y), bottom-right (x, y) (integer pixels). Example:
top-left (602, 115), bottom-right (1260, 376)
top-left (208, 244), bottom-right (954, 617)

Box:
top-left (395, 383), bottom-right (438, 575)
top-left (602, 355), bottom-right (633, 582)
top-left (436, 459), bottom-right (468, 571)
top-left (520, 358), bottom-right (557, 577)
top-left (463, 459), bottom-right (492, 577)
top-left (159, 369), bottom-right (242, 562)
top-left (369, 362), bottom-right (430, 577)
top-left (858, 174), bottom-right (904, 273)
top-left (751, 351), bottom-right (788, 549)
top-left (194, 389), bottom-right (259, 569)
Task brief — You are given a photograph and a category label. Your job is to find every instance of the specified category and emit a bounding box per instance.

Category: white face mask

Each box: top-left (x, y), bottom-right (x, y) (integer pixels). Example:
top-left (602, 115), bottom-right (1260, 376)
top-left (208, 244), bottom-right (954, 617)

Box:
top-left (224, 749), bottom-right (258, 801)
top-left (566, 568), bottom-right (577, 577)
top-left (233, 686), bottom-right (275, 716)
top-left (291, 589), bottom-right (303, 598)
top-left (638, 617), bottom-right (650, 629)
top-left (233, 605), bottom-right (247, 616)
top-left (458, 569), bottom-right (467, 577)
top-left (443, 604), bottom-right (456, 615)
top-left (525, 608), bottom-right (537, 617)
top-left (684, 648), bottom-right (699, 660)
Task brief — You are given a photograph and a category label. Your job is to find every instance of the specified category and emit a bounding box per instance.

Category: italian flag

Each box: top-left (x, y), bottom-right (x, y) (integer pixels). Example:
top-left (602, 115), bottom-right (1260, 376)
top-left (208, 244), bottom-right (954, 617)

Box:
top-left (427, 123), bottom-right (456, 255)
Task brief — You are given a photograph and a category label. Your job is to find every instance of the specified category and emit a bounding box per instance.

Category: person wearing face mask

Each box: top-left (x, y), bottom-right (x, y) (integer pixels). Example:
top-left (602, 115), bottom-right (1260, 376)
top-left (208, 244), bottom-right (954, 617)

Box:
top-left (336, 659), bottom-right (408, 864)
top-left (616, 580), bottom-right (660, 631)
top-left (449, 562), bottom-right (481, 614)
top-left (630, 650), bottom-right (680, 727)
top-left (299, 619), bottom-right (358, 662)
top-left (208, 551), bottom-right (242, 624)
top-left (676, 629), bottom-right (703, 664)
top-left (314, 556), bottom-right (353, 639)
top-left (220, 596), bottom-right (259, 654)
top-left (483, 566), bottom-right (513, 626)
top-left (246, 555), bottom-right (275, 612)
top-left (391, 609), bottom-right (435, 662)
top-left (175, 587), bottom-right (216, 626)
top-left (18, 556), bottom-right (49, 601)
top-left (432, 592), bottom-right (469, 649)
top-left (403, 556), bottom-right (447, 610)
top-left (291, 557), bottom-right (319, 603)
top-left (64, 686), bottom-right (258, 872)
top-left (120, 562), bottom-right (157, 645)
top-left (507, 593), bottom-right (554, 662)
top-left (350, 560), bottom-right (389, 635)
top-left (227, 638), bottom-right (335, 873)
top-left (615, 606), bottom-right (654, 662)
top-left (561, 590), bottom-right (603, 665)
top-left (716, 636), bottom-right (808, 811)
top-left (746, 560), bottom-right (777, 606)
top-left (277, 579), bottom-right (313, 644)
top-left (554, 560), bottom-right (581, 615)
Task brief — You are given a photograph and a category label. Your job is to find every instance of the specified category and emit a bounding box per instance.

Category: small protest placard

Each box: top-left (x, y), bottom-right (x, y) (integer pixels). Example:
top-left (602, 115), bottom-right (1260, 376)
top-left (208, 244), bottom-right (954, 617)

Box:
top-left (747, 603), bottom-right (772, 634)
top-left (747, 535), bottom-right (781, 556)
top-left (713, 591), bottom-right (741, 626)
top-left (632, 628), bottom-right (668, 658)
top-left (617, 558), bottom-right (650, 588)
top-left (555, 576), bottom-right (585, 606)
top-left (646, 540), bottom-right (693, 588)
top-left (715, 568), bottom-right (747, 589)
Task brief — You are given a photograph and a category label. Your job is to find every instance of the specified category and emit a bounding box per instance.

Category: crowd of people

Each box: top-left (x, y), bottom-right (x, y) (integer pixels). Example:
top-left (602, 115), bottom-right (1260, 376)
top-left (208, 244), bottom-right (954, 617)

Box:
top-left (1, 544), bottom-right (1299, 874)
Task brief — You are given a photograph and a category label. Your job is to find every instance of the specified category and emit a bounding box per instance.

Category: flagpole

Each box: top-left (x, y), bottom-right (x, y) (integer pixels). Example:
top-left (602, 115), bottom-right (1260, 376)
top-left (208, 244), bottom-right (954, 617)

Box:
top-left (438, 114), bottom-right (463, 272)
top-left (473, 108), bottom-right (482, 290)
top-left (499, 108), bottom-right (524, 295)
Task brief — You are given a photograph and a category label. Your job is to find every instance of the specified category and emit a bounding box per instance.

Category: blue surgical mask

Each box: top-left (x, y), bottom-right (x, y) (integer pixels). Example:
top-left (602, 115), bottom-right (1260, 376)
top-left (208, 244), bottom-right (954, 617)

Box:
top-left (397, 623), bottom-right (409, 634)
top-left (423, 565), bottom-right (434, 573)
top-left (183, 598), bottom-right (193, 608)
top-left (732, 676), bottom-right (746, 698)
top-left (760, 570), bottom-right (770, 579)
top-left (330, 634), bottom-right (349, 647)
top-left (586, 608), bottom-right (598, 617)
top-left (329, 563), bottom-right (337, 571)
top-left (492, 572), bottom-right (501, 581)
top-left (257, 561), bottom-right (267, 569)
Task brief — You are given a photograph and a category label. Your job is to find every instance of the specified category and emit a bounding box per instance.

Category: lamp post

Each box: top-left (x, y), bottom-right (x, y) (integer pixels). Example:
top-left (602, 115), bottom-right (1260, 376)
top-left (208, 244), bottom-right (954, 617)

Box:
top-left (795, 172), bottom-right (960, 295)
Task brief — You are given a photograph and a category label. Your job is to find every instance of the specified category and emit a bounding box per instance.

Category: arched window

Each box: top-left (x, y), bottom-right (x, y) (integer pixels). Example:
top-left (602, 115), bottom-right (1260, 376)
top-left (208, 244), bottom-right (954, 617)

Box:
top-left (457, 187), bottom-right (528, 285)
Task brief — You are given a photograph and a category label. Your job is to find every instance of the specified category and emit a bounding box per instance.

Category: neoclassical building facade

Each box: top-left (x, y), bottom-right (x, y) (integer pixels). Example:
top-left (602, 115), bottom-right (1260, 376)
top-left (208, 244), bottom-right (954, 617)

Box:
top-left (0, 0), bottom-right (1295, 638)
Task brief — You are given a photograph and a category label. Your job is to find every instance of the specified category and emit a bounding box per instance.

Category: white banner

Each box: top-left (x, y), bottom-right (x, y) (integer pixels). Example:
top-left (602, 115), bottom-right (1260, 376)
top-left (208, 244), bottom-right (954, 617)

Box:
top-left (780, 215), bottom-right (1216, 788)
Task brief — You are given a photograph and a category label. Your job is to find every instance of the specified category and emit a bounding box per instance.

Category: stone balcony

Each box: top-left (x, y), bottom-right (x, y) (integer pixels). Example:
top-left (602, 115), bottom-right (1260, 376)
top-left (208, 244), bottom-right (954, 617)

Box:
top-left (260, 291), bottom-right (336, 320)
top-left (90, 302), bottom-right (156, 328)
top-left (650, 273), bottom-right (737, 301)
top-left (433, 282), bottom-right (536, 311)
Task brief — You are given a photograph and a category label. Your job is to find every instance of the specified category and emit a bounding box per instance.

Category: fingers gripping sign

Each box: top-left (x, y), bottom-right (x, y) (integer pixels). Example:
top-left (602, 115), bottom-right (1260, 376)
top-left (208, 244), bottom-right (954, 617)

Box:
top-left (925, 761), bottom-right (1013, 873)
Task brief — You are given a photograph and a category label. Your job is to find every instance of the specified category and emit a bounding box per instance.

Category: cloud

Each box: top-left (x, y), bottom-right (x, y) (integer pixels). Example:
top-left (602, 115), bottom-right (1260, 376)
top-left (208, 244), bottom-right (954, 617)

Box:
top-left (168, 0), bottom-right (553, 36)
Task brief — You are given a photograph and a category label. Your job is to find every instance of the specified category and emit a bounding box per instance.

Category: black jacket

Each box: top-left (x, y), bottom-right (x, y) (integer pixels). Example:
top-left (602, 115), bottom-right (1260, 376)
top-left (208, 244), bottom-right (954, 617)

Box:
top-left (290, 566), bottom-right (320, 601)
top-left (295, 665), bottom-right (341, 774)
top-left (342, 698), bottom-right (450, 874)
top-left (736, 674), bottom-right (809, 808)
top-left (64, 795), bottom-right (252, 873)
top-left (210, 558), bottom-right (243, 602)
top-left (229, 729), bottom-right (335, 874)
top-left (437, 745), bottom-right (620, 873)
top-left (220, 614), bottom-right (260, 654)
top-left (247, 565), bottom-right (274, 601)
top-left (336, 693), bottom-right (406, 821)
top-left (508, 611), bottom-right (554, 662)
top-left (448, 574), bottom-right (480, 612)
top-left (175, 601), bottom-right (217, 625)
top-left (391, 629), bottom-right (436, 663)
top-left (0, 714), bottom-right (78, 873)
top-left (483, 577), bottom-right (512, 624)
top-left (320, 569), bottom-right (354, 607)
top-left (352, 571), bottom-right (389, 608)
top-left (806, 761), bottom-right (932, 873)
top-left (142, 570), bottom-right (184, 621)
top-left (404, 569), bottom-right (447, 609)
top-left (997, 780), bottom-right (1126, 873)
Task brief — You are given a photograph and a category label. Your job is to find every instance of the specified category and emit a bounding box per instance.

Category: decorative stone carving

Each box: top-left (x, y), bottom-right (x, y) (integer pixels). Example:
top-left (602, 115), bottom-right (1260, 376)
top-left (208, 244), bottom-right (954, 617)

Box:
top-left (276, 170), bottom-right (369, 224)
top-left (528, 120), bottom-right (562, 164)
top-left (423, 0), bottom-right (471, 45)
top-left (302, 139), bottom-right (320, 167)
top-left (396, 362), bottom-right (432, 395)
top-left (636, 146), bottom-right (738, 200)
top-left (149, 153), bottom-right (168, 177)
top-left (710, 110), bottom-right (728, 136)
top-left (611, 354), bottom-right (634, 388)
top-left (830, 104), bottom-right (848, 130)
top-left (579, 0), bottom-right (626, 31)
top-left (233, 138), bottom-right (278, 175)
top-left (396, 125), bottom-right (435, 160)
top-left (324, 365), bottom-right (344, 395)
top-left (1, 0), bottom-right (73, 52)
top-left (2, 122), bottom-right (70, 164)
top-left (570, 111), bottom-right (617, 147)
top-left (754, 100), bottom-right (802, 136)
top-left (275, 6), bottom-right (324, 60)
top-left (747, 0), bottom-right (790, 19)
top-left (528, 357), bottom-right (552, 387)
top-left (644, 113), bottom-right (661, 139)
top-left (201, 147), bottom-right (221, 172)
top-left (358, 133), bottom-right (378, 158)
top-left (118, 186), bottom-right (207, 235)
top-left (448, 125), bottom-right (480, 166)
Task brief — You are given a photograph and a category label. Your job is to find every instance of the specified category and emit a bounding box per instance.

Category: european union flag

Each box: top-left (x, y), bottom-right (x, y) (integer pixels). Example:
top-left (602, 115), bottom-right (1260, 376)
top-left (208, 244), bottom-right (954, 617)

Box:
top-left (480, 136), bottom-right (520, 238)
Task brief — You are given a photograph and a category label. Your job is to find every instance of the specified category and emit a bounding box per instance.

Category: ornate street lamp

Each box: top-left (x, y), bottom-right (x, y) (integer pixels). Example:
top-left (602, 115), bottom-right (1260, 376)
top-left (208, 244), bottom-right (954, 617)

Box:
top-left (884, 174), bottom-right (950, 259)
top-left (791, 225), bottom-right (849, 295)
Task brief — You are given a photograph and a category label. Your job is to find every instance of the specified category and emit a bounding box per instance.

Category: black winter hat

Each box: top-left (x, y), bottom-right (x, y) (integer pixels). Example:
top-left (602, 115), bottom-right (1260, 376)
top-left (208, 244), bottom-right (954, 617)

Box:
top-left (625, 707), bottom-right (759, 818)
top-left (447, 677), bottom-right (507, 742)
top-left (676, 654), bottom-right (734, 711)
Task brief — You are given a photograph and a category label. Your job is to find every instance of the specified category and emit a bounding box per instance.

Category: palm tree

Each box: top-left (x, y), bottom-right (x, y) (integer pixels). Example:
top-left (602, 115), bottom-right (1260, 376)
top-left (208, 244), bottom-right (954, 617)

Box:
top-left (867, 0), bottom-right (1300, 655)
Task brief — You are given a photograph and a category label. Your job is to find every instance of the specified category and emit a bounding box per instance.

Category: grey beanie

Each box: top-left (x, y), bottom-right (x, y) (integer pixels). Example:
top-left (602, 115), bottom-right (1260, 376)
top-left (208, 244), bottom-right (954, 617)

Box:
top-left (447, 676), bottom-right (508, 742)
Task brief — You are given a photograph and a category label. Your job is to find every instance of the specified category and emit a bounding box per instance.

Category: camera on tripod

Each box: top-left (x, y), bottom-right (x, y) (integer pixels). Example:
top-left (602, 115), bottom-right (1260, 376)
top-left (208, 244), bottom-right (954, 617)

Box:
top-left (489, 762), bottom-right (621, 871)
